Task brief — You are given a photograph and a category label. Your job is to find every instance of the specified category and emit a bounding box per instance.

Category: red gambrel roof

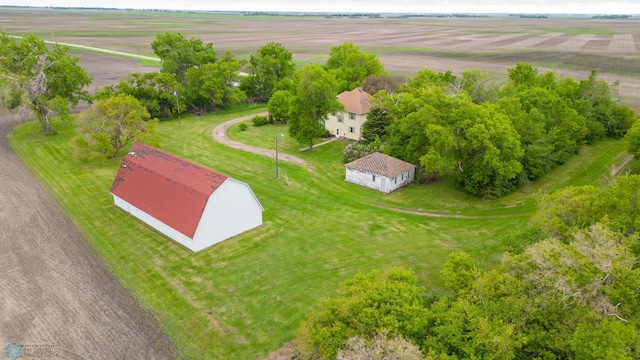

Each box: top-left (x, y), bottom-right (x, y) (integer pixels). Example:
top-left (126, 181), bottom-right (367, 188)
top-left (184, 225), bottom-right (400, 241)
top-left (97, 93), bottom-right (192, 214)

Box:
top-left (110, 142), bottom-right (228, 239)
top-left (337, 87), bottom-right (371, 114)
top-left (346, 152), bottom-right (415, 179)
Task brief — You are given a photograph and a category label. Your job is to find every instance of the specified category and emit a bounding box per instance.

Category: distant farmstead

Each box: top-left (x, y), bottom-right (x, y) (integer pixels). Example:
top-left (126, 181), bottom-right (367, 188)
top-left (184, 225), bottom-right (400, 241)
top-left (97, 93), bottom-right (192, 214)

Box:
top-left (345, 152), bottom-right (416, 193)
top-left (110, 142), bottom-right (264, 252)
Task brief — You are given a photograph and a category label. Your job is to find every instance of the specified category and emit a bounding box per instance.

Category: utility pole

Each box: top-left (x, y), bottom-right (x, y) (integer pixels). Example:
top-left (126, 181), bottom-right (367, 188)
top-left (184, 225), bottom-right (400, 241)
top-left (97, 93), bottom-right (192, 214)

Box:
top-left (276, 133), bottom-right (283, 178)
top-left (173, 90), bottom-right (181, 124)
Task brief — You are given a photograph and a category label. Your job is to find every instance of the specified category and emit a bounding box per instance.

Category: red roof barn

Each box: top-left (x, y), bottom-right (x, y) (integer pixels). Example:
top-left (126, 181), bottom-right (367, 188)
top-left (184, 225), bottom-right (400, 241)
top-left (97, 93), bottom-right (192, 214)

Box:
top-left (110, 142), bottom-right (264, 252)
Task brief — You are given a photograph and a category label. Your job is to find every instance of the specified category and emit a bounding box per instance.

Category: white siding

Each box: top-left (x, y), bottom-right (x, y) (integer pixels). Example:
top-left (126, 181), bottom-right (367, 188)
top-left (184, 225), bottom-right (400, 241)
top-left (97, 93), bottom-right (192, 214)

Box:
top-left (113, 195), bottom-right (197, 251)
top-left (192, 179), bottom-right (263, 252)
top-left (345, 168), bottom-right (389, 192)
top-left (345, 167), bottom-right (415, 193)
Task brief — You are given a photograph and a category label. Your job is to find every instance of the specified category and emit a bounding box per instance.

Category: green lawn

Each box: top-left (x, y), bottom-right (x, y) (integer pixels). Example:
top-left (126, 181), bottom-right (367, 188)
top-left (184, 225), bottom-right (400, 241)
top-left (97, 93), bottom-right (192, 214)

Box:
top-left (9, 107), bottom-right (628, 359)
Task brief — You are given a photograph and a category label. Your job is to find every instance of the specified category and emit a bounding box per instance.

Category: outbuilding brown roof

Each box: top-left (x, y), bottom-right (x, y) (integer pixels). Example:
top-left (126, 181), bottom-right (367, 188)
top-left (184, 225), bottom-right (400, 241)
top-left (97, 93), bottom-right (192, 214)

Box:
top-left (346, 152), bottom-right (415, 179)
top-left (337, 87), bottom-right (371, 114)
top-left (110, 142), bottom-right (228, 239)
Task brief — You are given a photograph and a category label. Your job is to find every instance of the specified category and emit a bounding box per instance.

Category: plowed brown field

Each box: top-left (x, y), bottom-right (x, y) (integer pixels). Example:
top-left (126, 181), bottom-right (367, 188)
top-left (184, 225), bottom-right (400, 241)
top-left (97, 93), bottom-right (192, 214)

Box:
top-left (0, 51), bottom-right (175, 359)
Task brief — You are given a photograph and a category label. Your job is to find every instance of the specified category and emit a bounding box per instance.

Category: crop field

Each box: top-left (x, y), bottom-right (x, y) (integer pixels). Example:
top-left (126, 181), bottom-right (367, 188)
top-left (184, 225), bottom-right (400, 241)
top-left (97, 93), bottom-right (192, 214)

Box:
top-left (1, 8), bottom-right (639, 359)
top-left (2, 8), bottom-right (640, 106)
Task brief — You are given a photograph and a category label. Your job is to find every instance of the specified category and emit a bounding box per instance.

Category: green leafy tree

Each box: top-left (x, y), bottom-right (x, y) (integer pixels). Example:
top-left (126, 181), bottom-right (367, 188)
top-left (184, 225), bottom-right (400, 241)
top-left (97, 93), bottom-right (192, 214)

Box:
top-left (267, 89), bottom-right (292, 123)
top-left (625, 120), bottom-right (640, 157)
top-left (459, 69), bottom-right (499, 104)
top-left (325, 42), bottom-right (385, 93)
top-left (183, 51), bottom-right (245, 112)
top-left (95, 71), bottom-right (181, 119)
top-left (151, 32), bottom-right (217, 84)
top-left (73, 94), bottom-right (159, 160)
top-left (0, 32), bottom-right (91, 134)
top-left (288, 65), bottom-right (342, 149)
top-left (297, 268), bottom-right (428, 360)
top-left (242, 42), bottom-right (295, 102)
top-left (570, 319), bottom-right (639, 360)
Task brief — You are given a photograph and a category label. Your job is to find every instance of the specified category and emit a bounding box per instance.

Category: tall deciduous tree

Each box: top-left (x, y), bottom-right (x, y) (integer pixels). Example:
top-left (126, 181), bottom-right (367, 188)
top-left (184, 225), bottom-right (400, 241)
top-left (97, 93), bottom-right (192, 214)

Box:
top-left (325, 42), bottom-right (385, 93)
top-left (288, 65), bottom-right (342, 149)
top-left (151, 32), bottom-right (217, 84)
top-left (95, 71), bottom-right (181, 119)
top-left (267, 90), bottom-right (292, 123)
top-left (242, 42), bottom-right (295, 102)
top-left (297, 268), bottom-right (428, 360)
top-left (0, 33), bottom-right (91, 134)
top-left (73, 94), bottom-right (159, 160)
top-left (183, 51), bottom-right (245, 112)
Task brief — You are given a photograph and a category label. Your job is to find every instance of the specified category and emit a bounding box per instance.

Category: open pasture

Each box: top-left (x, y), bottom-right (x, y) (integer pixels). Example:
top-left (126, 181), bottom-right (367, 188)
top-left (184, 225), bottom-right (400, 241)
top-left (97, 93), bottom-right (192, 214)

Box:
top-left (2, 8), bottom-right (640, 106)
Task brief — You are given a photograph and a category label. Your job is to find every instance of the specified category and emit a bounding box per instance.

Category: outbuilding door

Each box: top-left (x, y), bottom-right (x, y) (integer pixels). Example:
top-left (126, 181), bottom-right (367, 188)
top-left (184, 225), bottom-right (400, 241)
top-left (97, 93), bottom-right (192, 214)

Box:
top-left (380, 177), bottom-right (386, 192)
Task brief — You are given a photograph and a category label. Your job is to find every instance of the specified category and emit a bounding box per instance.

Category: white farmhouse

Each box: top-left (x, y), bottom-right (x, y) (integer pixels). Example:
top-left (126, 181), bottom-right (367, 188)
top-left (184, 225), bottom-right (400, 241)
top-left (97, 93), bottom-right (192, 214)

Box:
top-left (345, 152), bottom-right (416, 193)
top-left (324, 87), bottom-right (371, 140)
top-left (110, 142), bottom-right (264, 252)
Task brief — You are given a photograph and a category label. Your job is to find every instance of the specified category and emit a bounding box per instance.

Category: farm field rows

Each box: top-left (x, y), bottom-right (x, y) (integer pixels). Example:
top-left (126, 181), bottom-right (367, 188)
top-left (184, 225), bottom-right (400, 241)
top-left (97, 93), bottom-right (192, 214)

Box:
top-left (2, 8), bottom-right (640, 107)
top-left (2, 8), bottom-right (638, 358)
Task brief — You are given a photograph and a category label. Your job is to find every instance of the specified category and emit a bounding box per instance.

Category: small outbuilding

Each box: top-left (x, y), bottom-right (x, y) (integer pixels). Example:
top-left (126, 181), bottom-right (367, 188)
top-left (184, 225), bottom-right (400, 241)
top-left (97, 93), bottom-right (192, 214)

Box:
top-left (345, 152), bottom-right (416, 193)
top-left (110, 142), bottom-right (264, 252)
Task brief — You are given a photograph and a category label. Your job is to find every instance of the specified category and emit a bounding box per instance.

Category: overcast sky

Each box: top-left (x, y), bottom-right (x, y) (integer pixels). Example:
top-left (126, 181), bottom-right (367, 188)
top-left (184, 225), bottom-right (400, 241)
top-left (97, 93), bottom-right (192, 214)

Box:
top-left (3, 1), bottom-right (640, 14)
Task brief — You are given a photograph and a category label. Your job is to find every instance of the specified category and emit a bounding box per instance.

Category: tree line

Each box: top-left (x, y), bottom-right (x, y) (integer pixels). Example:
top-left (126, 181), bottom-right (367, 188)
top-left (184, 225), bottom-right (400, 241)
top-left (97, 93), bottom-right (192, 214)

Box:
top-left (1, 31), bottom-right (638, 195)
top-left (360, 64), bottom-right (638, 198)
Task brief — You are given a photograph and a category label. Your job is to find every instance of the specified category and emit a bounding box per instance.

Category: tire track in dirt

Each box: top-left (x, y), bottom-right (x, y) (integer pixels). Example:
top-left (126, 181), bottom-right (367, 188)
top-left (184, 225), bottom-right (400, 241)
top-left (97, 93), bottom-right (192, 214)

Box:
top-left (0, 118), bottom-right (176, 356)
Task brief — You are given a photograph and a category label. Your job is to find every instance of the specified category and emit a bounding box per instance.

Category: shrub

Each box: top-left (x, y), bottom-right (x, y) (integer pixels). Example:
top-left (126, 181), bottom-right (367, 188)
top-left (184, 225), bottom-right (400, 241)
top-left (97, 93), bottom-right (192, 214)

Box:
top-left (343, 141), bottom-right (382, 163)
top-left (252, 115), bottom-right (270, 127)
top-left (238, 123), bottom-right (248, 131)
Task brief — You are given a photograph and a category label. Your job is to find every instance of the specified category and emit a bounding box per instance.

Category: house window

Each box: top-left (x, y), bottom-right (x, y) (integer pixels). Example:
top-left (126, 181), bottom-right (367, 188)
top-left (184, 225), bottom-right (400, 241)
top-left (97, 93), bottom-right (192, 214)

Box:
top-left (348, 126), bottom-right (355, 133)
top-left (349, 112), bottom-right (356, 120)
top-left (331, 111), bottom-right (336, 116)
top-left (338, 114), bottom-right (344, 123)
top-left (372, 174), bottom-right (376, 181)
top-left (394, 177), bottom-right (397, 184)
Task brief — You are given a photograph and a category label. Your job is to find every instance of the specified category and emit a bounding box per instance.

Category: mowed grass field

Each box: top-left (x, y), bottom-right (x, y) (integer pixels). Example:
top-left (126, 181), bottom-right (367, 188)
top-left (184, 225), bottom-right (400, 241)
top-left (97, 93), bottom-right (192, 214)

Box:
top-left (9, 105), bottom-right (629, 358)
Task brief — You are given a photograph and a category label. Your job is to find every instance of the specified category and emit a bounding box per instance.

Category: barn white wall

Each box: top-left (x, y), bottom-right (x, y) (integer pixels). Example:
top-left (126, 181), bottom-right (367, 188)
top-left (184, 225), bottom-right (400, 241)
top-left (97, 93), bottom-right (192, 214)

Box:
top-left (192, 179), bottom-right (263, 252)
top-left (113, 195), bottom-right (198, 251)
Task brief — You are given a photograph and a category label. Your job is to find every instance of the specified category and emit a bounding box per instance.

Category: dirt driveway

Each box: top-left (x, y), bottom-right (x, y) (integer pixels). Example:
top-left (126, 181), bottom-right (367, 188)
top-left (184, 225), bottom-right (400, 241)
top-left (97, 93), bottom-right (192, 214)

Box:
top-left (0, 56), bottom-right (176, 359)
top-left (212, 112), bottom-right (309, 168)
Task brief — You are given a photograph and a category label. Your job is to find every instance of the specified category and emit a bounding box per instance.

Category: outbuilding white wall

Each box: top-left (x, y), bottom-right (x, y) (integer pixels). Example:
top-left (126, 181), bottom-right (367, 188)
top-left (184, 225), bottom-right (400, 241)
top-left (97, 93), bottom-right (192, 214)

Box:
top-left (345, 168), bottom-right (415, 193)
top-left (192, 179), bottom-right (263, 252)
top-left (387, 168), bottom-right (415, 193)
top-left (113, 195), bottom-right (196, 250)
